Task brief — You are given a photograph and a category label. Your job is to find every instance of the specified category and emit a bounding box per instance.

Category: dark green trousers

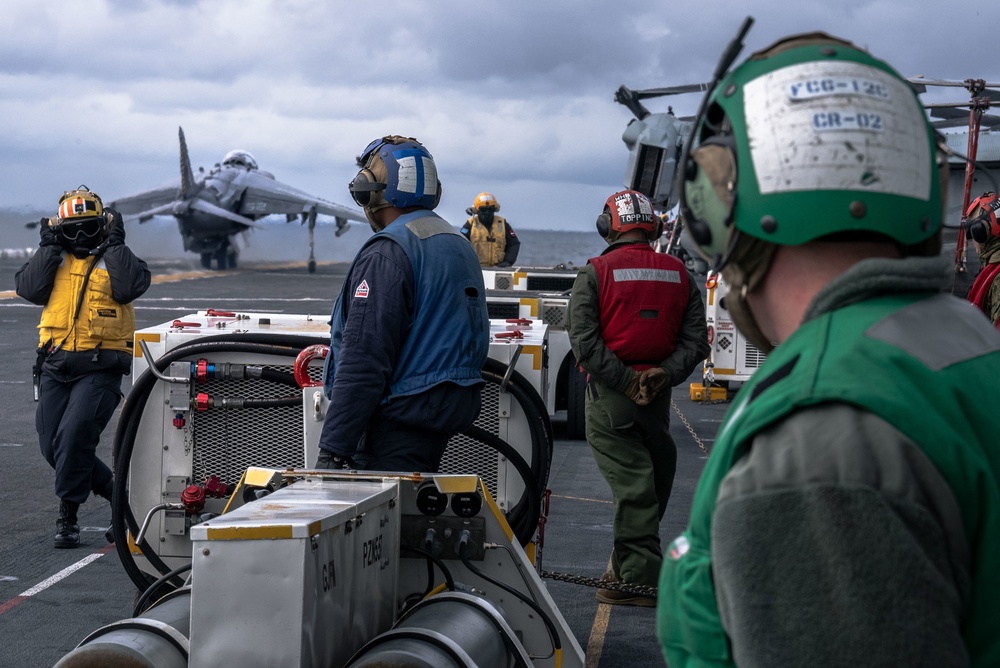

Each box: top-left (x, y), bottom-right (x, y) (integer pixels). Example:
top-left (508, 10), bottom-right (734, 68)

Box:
top-left (586, 379), bottom-right (676, 587)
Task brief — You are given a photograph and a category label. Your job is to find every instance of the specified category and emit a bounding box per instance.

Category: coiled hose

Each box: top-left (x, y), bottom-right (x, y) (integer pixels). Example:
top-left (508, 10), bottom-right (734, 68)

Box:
top-left (111, 334), bottom-right (551, 592)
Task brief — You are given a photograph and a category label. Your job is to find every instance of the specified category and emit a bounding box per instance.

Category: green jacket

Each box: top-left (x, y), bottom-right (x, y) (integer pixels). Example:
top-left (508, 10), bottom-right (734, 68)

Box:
top-left (659, 259), bottom-right (1000, 667)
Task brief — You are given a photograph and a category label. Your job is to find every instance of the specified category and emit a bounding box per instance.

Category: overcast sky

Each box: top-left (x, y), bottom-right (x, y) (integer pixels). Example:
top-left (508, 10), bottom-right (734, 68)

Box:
top-left (2, 0), bottom-right (998, 236)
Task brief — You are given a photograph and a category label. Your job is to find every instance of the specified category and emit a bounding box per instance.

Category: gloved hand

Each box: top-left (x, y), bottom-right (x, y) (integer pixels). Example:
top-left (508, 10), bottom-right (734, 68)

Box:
top-left (624, 373), bottom-right (649, 406)
top-left (638, 367), bottom-right (671, 403)
top-left (315, 449), bottom-right (355, 470)
top-left (105, 208), bottom-right (126, 246)
top-left (496, 261), bottom-right (512, 268)
top-left (38, 218), bottom-right (61, 248)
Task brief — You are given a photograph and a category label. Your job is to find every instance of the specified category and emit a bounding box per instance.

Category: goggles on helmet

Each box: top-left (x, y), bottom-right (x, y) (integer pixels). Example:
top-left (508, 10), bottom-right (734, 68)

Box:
top-left (57, 217), bottom-right (104, 242)
top-left (348, 172), bottom-right (387, 207)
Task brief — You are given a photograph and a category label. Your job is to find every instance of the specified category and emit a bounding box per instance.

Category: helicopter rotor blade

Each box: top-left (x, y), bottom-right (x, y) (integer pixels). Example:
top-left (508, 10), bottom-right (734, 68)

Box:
top-left (632, 83), bottom-right (713, 100)
top-left (908, 76), bottom-right (1000, 89)
top-left (932, 115), bottom-right (1000, 128)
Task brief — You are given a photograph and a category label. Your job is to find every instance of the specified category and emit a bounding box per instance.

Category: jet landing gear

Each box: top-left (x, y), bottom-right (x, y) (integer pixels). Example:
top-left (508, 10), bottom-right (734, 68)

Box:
top-left (306, 209), bottom-right (318, 274)
top-left (201, 244), bottom-right (238, 270)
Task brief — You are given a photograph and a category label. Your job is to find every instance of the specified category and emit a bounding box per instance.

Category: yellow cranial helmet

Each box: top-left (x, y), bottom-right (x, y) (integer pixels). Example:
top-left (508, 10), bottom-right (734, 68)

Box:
top-left (52, 185), bottom-right (107, 244)
top-left (57, 185), bottom-right (104, 222)
top-left (473, 192), bottom-right (499, 212)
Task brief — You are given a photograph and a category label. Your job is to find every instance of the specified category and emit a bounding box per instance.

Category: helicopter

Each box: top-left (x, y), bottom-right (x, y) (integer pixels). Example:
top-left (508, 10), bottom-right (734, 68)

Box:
top-left (907, 77), bottom-right (1000, 276)
top-left (615, 82), bottom-right (707, 213)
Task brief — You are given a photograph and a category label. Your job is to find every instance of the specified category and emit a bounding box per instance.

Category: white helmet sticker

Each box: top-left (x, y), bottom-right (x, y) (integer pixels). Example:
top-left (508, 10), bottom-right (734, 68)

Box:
top-left (421, 156), bottom-right (437, 197)
top-left (396, 155), bottom-right (419, 195)
top-left (744, 61), bottom-right (931, 199)
top-left (395, 155), bottom-right (438, 197)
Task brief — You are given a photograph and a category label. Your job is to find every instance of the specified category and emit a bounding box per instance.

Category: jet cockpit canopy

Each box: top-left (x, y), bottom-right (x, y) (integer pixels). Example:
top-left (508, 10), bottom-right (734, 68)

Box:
top-left (222, 150), bottom-right (258, 170)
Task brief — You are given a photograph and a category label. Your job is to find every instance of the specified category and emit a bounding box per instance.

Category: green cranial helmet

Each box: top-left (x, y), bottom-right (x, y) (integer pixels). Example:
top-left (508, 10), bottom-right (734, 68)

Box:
top-left (679, 32), bottom-right (946, 266)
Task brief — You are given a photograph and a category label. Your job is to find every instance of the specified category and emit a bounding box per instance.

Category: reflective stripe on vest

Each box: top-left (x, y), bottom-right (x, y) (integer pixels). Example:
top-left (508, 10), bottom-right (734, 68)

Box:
top-left (590, 243), bottom-right (689, 369)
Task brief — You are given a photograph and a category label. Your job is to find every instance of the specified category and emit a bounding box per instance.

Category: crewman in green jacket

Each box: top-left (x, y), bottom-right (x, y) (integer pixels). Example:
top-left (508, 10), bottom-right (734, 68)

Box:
top-left (658, 29), bottom-right (1000, 667)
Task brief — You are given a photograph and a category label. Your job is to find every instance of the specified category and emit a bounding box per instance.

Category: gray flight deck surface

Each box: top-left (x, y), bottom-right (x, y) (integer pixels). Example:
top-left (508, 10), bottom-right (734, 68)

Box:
top-left (0, 256), bottom-right (729, 668)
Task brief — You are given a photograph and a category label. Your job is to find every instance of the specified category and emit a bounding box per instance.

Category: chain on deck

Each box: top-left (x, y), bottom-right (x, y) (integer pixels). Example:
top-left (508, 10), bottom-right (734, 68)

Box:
top-left (540, 569), bottom-right (658, 598)
top-left (540, 396), bottom-right (728, 597)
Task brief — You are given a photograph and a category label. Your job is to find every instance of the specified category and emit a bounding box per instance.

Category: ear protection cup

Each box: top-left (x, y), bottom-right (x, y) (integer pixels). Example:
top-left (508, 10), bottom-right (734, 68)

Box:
top-left (348, 168), bottom-right (386, 208)
top-left (968, 217), bottom-right (989, 244)
top-left (964, 191), bottom-right (1000, 244)
top-left (596, 211), bottom-right (612, 238)
top-left (349, 136), bottom-right (440, 211)
top-left (678, 134), bottom-right (737, 258)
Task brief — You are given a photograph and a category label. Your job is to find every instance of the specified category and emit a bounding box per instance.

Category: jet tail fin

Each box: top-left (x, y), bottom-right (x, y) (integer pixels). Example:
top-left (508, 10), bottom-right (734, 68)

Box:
top-left (179, 126), bottom-right (194, 199)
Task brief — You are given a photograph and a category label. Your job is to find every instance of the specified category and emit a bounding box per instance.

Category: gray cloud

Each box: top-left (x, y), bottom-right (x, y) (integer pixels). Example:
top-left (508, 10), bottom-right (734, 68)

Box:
top-left (1, 0), bottom-right (997, 234)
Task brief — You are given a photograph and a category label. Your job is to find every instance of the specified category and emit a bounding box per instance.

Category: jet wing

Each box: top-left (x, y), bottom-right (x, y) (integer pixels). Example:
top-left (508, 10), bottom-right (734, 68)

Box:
top-left (107, 182), bottom-right (182, 221)
top-left (236, 171), bottom-right (367, 223)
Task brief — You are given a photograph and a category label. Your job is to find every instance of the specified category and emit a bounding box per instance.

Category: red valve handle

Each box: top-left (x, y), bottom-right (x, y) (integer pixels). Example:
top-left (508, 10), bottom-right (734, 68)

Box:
top-left (294, 344), bottom-right (329, 387)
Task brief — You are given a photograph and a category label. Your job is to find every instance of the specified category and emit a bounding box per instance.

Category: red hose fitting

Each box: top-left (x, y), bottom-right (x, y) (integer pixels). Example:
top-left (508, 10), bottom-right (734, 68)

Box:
top-left (294, 345), bottom-right (328, 388)
top-left (204, 475), bottom-right (229, 498)
top-left (195, 392), bottom-right (209, 411)
top-left (196, 359), bottom-right (209, 383)
top-left (181, 485), bottom-right (206, 513)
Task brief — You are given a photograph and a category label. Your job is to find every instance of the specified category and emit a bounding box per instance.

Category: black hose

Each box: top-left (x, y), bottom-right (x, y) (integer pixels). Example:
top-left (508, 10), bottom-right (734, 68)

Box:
top-left (477, 357), bottom-right (552, 540)
top-left (462, 426), bottom-right (541, 548)
top-left (400, 544), bottom-right (456, 593)
top-left (459, 541), bottom-right (561, 657)
top-left (133, 562), bottom-right (192, 617)
top-left (112, 334), bottom-right (551, 592)
top-left (481, 357), bottom-right (552, 491)
top-left (207, 395), bottom-right (302, 408)
top-left (258, 367), bottom-right (299, 387)
top-left (113, 339), bottom-right (325, 592)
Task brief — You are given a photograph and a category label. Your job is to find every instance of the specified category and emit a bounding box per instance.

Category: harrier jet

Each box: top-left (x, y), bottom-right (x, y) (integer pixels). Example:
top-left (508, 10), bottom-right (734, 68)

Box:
top-left (108, 127), bottom-right (366, 272)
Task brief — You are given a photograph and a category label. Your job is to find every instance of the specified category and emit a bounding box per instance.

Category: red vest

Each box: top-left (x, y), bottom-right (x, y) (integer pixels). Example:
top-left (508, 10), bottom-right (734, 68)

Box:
top-left (589, 243), bottom-right (690, 370)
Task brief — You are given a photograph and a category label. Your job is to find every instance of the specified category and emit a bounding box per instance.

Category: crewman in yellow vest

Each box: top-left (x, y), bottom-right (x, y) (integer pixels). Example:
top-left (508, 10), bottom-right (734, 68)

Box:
top-left (15, 186), bottom-right (150, 549)
top-left (460, 192), bottom-right (520, 267)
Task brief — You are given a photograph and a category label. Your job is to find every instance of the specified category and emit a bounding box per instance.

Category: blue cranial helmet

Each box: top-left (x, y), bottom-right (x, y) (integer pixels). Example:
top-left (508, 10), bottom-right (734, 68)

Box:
top-left (349, 136), bottom-right (441, 211)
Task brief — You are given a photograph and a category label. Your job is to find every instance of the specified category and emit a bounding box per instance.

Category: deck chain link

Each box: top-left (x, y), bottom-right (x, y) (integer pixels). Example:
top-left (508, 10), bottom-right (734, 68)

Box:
top-left (540, 570), bottom-right (658, 598)
top-left (671, 397), bottom-right (718, 456)
top-left (540, 397), bottom-right (725, 596)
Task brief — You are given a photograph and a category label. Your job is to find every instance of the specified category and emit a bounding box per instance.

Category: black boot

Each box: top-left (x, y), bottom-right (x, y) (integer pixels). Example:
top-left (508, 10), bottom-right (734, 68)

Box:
top-left (94, 478), bottom-right (114, 503)
top-left (55, 500), bottom-right (81, 549)
top-left (94, 479), bottom-right (116, 544)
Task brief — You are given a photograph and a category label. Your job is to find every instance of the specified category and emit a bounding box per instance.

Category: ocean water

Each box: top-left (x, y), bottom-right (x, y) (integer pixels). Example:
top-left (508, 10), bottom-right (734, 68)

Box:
top-left (510, 229), bottom-right (608, 268)
top-left (1, 206), bottom-right (607, 270)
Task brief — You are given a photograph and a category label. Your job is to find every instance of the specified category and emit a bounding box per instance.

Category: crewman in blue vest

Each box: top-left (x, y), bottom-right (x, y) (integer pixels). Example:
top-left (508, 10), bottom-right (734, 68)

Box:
top-left (658, 29), bottom-right (1000, 666)
top-left (15, 186), bottom-right (150, 548)
top-left (316, 136), bottom-right (489, 472)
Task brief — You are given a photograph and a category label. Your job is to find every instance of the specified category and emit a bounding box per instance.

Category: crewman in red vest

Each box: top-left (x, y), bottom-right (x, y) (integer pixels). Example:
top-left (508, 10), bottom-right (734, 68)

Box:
top-left (965, 191), bottom-right (1000, 327)
top-left (567, 189), bottom-right (709, 606)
